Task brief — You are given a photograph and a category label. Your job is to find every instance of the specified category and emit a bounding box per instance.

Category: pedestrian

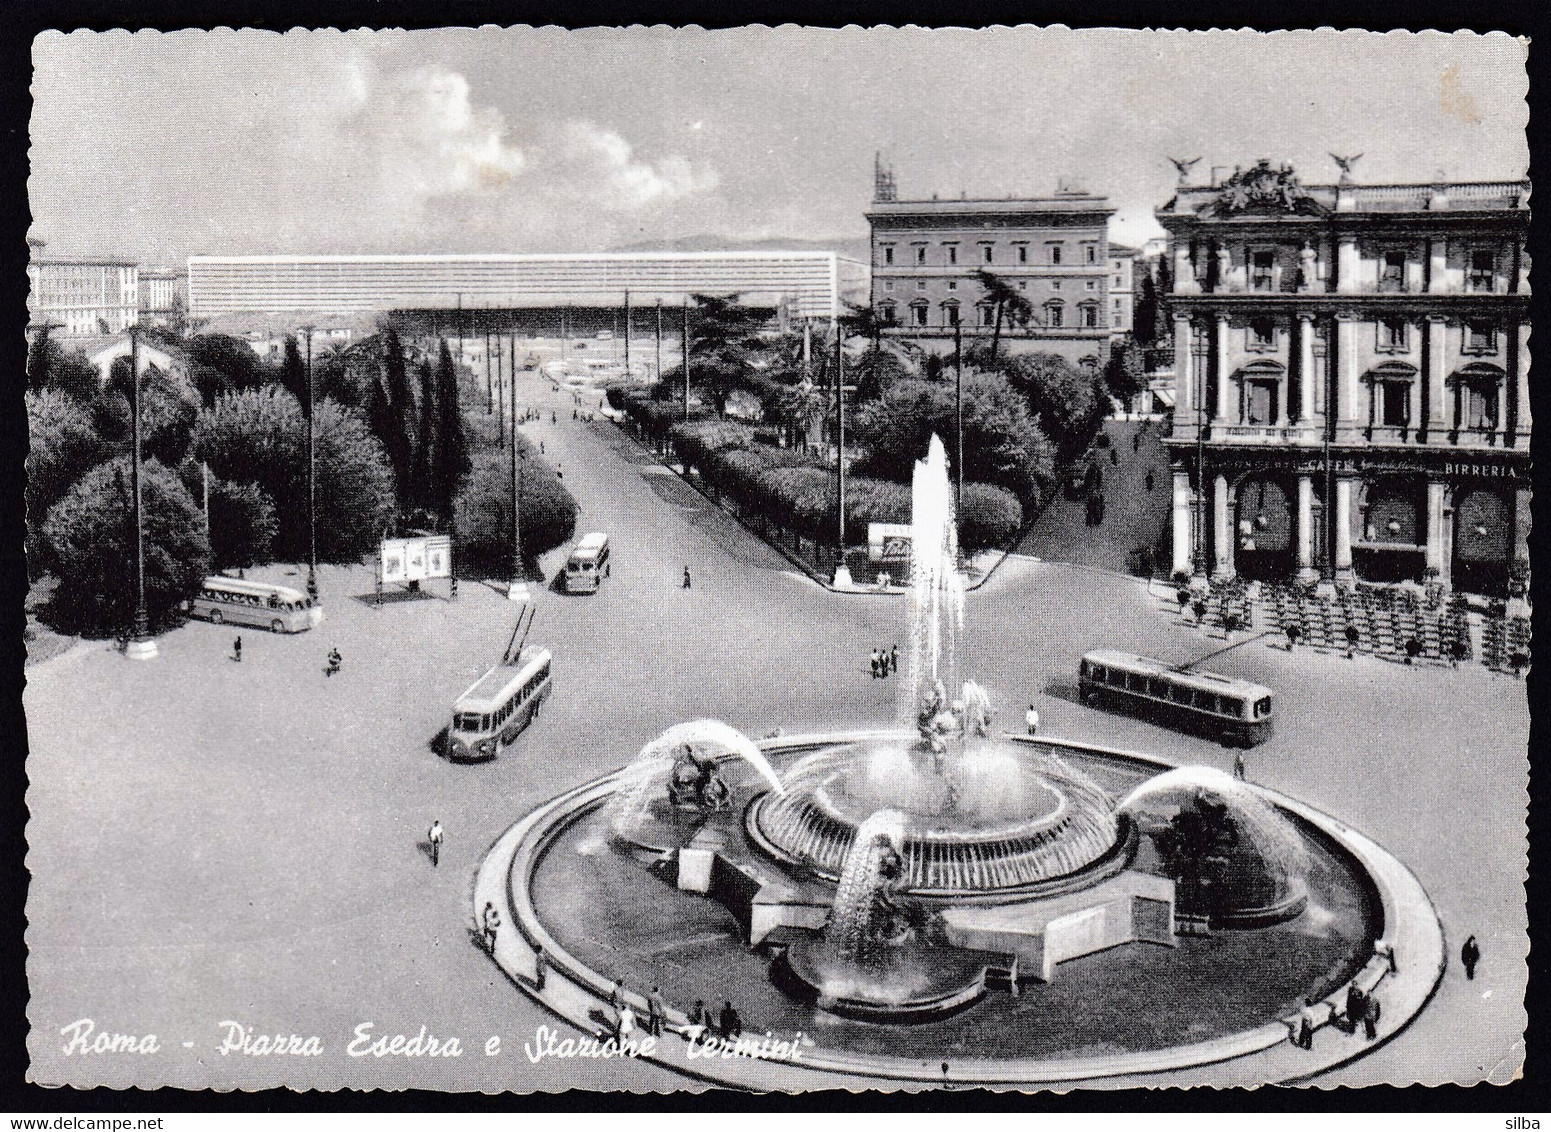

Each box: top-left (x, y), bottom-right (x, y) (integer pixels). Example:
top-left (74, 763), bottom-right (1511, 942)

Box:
top-left (1362, 995), bottom-right (1380, 1040)
top-left (1344, 984), bottom-right (1366, 1033)
top-left (616, 1002), bottom-right (637, 1043)
top-left (1295, 1013), bottom-right (1314, 1050)
top-left (646, 985), bottom-right (667, 1038)
top-left (533, 944), bottom-right (548, 990)
top-left (1133, 430), bottom-right (1142, 453)
top-left (1461, 935), bottom-right (1480, 980)
top-left (1110, 447), bottom-right (1119, 466)
top-left (427, 819), bottom-right (443, 867)
top-left (1233, 752), bottom-right (1246, 780)
top-left (556, 464), bottom-right (563, 480)
top-left (683, 566), bottom-right (692, 590)
top-left (540, 440), bottom-right (545, 454)
top-left (482, 901), bottom-right (500, 953)
top-left (1374, 939), bottom-right (1397, 975)
top-left (1025, 704), bottom-right (1039, 736)
top-left (553, 410), bottom-right (558, 424)
top-left (685, 999), bottom-right (708, 1040)
top-left (1145, 470), bottom-right (1155, 492)
top-left (232, 635), bottom-right (243, 663)
top-left (869, 650), bottom-right (880, 679)
top-left (573, 408), bottom-right (578, 420)
top-left (890, 644), bottom-right (899, 674)
top-left (326, 647), bottom-right (342, 677)
top-left (718, 1000), bottom-right (742, 1039)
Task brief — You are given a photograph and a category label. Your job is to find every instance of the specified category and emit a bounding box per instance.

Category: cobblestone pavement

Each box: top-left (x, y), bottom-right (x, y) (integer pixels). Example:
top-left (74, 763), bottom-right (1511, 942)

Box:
top-left (23, 371), bottom-right (1527, 1091)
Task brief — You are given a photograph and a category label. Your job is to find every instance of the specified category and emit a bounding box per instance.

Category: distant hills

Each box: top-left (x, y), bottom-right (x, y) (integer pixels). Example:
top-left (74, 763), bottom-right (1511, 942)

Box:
top-left (608, 234), bottom-right (872, 262)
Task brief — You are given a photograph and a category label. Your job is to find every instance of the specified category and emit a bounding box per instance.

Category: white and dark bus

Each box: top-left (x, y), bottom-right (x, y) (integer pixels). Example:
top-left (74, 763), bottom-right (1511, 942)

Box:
top-left (446, 646), bottom-right (554, 761)
top-left (1078, 650), bottom-right (1274, 747)
top-left (563, 533), bottom-right (610, 594)
top-left (186, 577), bottom-right (322, 634)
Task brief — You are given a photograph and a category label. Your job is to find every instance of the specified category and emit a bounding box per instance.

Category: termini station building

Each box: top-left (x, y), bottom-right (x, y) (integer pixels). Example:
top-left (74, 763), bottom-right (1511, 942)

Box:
top-left (1159, 161), bottom-right (1531, 596)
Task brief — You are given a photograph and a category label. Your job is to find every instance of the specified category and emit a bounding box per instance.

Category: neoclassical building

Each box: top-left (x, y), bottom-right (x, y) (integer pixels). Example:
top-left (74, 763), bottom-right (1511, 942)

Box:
top-left (1159, 160), bottom-right (1530, 595)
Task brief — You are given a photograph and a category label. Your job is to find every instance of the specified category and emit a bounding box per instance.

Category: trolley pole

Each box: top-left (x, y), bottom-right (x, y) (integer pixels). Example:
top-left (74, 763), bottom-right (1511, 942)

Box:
top-left (623, 290), bottom-right (631, 377)
top-left (485, 321), bottom-right (493, 414)
top-left (655, 299), bottom-right (663, 382)
top-left (833, 323), bottom-right (851, 588)
top-left (510, 331), bottom-right (523, 598)
top-left (954, 320), bottom-right (965, 519)
top-left (126, 325), bottom-right (156, 659)
top-left (682, 299), bottom-right (691, 423)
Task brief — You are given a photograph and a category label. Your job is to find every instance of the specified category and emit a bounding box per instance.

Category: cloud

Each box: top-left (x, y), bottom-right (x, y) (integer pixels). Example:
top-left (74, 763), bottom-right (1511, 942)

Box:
top-left (343, 65), bottom-right (527, 204)
top-left (547, 120), bottom-right (720, 211)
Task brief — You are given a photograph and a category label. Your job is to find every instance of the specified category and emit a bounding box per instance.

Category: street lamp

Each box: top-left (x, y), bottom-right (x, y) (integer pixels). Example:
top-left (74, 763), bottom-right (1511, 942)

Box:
top-left (509, 350), bottom-right (525, 601)
top-left (300, 327), bottom-right (319, 602)
top-left (125, 324), bottom-right (156, 659)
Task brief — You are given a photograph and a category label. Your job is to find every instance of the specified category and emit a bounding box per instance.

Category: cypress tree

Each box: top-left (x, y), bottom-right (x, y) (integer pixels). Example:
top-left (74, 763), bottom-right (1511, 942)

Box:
top-left (279, 335), bottom-right (306, 407)
top-left (411, 357), bottom-right (436, 518)
top-left (432, 339), bottom-right (471, 522)
top-left (381, 328), bottom-right (414, 514)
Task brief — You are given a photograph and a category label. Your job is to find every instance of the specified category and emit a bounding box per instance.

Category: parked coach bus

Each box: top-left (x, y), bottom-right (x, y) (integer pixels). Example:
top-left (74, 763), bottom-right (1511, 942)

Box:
top-left (563, 533), bottom-right (610, 594)
top-left (446, 647), bottom-right (553, 760)
top-left (186, 577), bottom-right (322, 634)
top-left (1078, 650), bottom-right (1274, 747)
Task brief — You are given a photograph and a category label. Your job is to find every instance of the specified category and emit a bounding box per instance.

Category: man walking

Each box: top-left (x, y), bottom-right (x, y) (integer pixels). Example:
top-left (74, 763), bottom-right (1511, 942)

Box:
top-left (869, 650), bottom-right (880, 679)
top-left (232, 636), bottom-right (243, 663)
top-left (482, 901), bottom-right (500, 953)
top-left (428, 819), bottom-right (444, 867)
top-left (1025, 704), bottom-right (1039, 736)
top-left (646, 985), bottom-right (667, 1038)
top-left (683, 566), bottom-right (692, 590)
top-left (1233, 752), bottom-right (1246, 781)
top-left (1461, 935), bottom-right (1480, 980)
top-left (890, 645), bottom-right (899, 674)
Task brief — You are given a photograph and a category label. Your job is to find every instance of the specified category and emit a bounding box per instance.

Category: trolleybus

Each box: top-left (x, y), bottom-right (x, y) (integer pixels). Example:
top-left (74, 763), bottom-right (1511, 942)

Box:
top-left (1078, 650), bottom-right (1274, 747)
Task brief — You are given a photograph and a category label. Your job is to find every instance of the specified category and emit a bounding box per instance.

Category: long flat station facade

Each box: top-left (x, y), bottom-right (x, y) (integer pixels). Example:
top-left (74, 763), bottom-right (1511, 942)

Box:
top-left (1159, 161), bottom-right (1530, 595)
top-left (187, 251), bottom-right (868, 323)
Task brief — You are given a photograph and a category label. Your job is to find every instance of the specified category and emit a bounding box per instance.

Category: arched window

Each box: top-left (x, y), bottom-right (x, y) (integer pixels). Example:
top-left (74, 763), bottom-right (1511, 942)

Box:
top-left (1044, 300), bottom-right (1065, 329)
top-left (909, 299), bottom-right (929, 328)
top-left (978, 303), bottom-right (996, 328)
top-left (1453, 362), bottom-right (1505, 432)
top-left (1078, 301), bottom-right (1100, 329)
top-left (1238, 359), bottom-right (1285, 426)
top-left (941, 301), bottom-right (960, 327)
top-left (878, 302), bottom-right (897, 325)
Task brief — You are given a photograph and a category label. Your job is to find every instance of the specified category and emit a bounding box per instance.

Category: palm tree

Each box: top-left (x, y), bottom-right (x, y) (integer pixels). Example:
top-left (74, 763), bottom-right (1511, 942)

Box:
top-left (974, 269), bottom-right (1035, 359)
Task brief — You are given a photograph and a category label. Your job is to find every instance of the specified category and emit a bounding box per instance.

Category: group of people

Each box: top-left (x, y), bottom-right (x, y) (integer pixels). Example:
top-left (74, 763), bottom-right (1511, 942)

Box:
top-left (869, 645), bottom-right (898, 679)
top-left (228, 635), bottom-right (341, 679)
top-left (606, 982), bottom-right (741, 1044)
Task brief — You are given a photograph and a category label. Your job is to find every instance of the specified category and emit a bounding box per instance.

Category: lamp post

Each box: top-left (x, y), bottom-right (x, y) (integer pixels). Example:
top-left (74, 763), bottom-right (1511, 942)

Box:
top-left (682, 299), bottom-right (691, 423)
top-left (303, 326), bottom-right (318, 602)
top-left (833, 320), bottom-right (852, 588)
top-left (125, 324), bottom-right (156, 659)
top-left (509, 338), bottom-right (524, 601)
top-left (954, 319), bottom-right (965, 519)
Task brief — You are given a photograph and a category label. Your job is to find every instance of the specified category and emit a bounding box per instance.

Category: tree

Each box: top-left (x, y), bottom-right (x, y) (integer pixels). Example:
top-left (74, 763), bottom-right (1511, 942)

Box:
top-left (454, 439), bottom-right (578, 571)
top-left (93, 359), bottom-right (202, 466)
top-left (27, 325), bottom-right (100, 403)
top-left (409, 357), bottom-right (436, 519)
top-left (681, 293), bottom-right (768, 412)
top-left (851, 373), bottom-right (1055, 507)
top-left (25, 390), bottom-right (107, 572)
top-left (39, 456), bottom-right (210, 636)
top-left (432, 339), bottom-right (471, 522)
top-left (1103, 334), bottom-right (1149, 403)
top-left (1133, 266), bottom-right (1163, 347)
top-left (177, 462), bottom-right (278, 572)
top-left (380, 328), bottom-right (415, 509)
top-left (191, 386), bottom-right (396, 562)
top-left (852, 347), bottom-right (913, 403)
top-left (187, 333), bottom-right (271, 393)
top-left (974, 269), bottom-right (1035, 359)
top-left (278, 335), bottom-right (307, 407)
top-left (1001, 352), bottom-right (1104, 461)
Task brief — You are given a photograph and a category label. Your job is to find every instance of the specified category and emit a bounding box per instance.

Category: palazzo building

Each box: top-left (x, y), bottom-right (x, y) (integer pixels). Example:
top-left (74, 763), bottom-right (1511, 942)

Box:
top-left (867, 159), bottom-right (1116, 367)
top-left (27, 240), bottom-right (141, 336)
top-left (1159, 161), bottom-right (1530, 595)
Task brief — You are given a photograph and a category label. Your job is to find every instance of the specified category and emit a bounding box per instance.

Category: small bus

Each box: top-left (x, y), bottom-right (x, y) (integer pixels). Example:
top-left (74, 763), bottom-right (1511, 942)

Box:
top-left (187, 576), bottom-right (322, 634)
top-left (564, 533), bottom-right (611, 594)
top-left (446, 647), bottom-right (554, 760)
top-left (1078, 650), bottom-right (1274, 747)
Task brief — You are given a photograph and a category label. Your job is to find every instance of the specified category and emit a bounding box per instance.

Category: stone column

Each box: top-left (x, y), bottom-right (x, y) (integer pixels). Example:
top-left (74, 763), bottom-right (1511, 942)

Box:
top-left (1215, 313), bottom-right (1233, 423)
top-left (1514, 321), bottom-right (1531, 438)
top-left (1296, 475), bottom-right (1318, 583)
top-left (1426, 316), bottom-right (1449, 430)
top-left (1173, 313), bottom-right (1194, 418)
top-left (1336, 235), bottom-right (1360, 295)
top-left (1172, 471), bottom-right (1194, 577)
top-left (1427, 237), bottom-right (1448, 294)
top-left (1213, 473), bottom-right (1234, 579)
top-left (1425, 481), bottom-right (1449, 577)
top-left (1298, 312), bottom-right (1316, 423)
top-left (1333, 476), bottom-right (1355, 583)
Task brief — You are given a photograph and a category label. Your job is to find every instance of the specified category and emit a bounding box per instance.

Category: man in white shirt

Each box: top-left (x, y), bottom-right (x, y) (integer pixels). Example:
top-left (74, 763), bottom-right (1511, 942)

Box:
top-left (1025, 705), bottom-right (1039, 735)
top-left (428, 820), bottom-right (443, 867)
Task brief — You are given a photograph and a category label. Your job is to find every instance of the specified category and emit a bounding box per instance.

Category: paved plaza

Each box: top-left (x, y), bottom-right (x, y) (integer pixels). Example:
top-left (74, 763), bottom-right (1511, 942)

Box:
top-left (24, 369), bottom-right (1527, 1091)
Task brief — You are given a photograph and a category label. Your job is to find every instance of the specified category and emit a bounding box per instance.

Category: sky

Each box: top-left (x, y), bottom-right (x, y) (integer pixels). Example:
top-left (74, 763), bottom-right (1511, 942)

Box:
top-left (28, 26), bottom-right (1529, 266)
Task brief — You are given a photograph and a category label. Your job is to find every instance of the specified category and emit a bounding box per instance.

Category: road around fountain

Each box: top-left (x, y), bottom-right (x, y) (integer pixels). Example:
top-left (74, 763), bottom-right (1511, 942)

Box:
top-left (22, 369), bottom-right (1527, 1091)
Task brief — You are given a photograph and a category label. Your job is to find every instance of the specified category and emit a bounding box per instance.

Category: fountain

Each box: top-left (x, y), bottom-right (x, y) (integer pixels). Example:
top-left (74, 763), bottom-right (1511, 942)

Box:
top-left (486, 431), bottom-right (1433, 1083)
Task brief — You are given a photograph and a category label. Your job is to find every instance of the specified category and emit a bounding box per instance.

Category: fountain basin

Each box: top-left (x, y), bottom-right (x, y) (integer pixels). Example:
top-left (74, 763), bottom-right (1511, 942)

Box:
top-left (770, 933), bottom-right (1016, 1023)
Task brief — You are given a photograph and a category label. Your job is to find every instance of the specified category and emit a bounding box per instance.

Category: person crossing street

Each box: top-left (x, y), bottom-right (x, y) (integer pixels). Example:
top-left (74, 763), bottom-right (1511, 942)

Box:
top-left (427, 819), bottom-right (443, 867)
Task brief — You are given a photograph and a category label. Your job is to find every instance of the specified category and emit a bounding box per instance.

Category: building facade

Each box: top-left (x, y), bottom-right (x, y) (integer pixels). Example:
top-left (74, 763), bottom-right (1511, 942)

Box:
top-left (866, 163), bottom-right (1116, 367)
top-left (187, 252), bottom-right (867, 323)
top-left (1108, 243), bottom-right (1138, 335)
top-left (138, 268), bottom-right (182, 315)
top-left (27, 242), bottom-right (141, 336)
top-left (1159, 160), bottom-right (1531, 595)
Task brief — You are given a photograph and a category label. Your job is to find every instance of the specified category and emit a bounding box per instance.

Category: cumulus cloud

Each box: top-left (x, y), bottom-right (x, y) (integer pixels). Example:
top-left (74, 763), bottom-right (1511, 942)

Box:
top-left (547, 120), bottom-right (720, 211)
top-left (344, 65), bottom-right (527, 203)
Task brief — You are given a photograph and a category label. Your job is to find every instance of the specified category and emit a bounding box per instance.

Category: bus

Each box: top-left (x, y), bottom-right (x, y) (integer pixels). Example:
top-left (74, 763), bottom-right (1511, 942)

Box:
top-left (564, 533), bottom-right (611, 594)
top-left (1078, 650), bottom-right (1274, 747)
top-left (186, 577), bottom-right (322, 634)
top-left (446, 647), bottom-right (554, 760)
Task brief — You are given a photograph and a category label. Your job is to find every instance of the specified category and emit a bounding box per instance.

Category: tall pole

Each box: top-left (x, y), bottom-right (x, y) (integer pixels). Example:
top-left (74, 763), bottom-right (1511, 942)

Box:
top-left (455, 293), bottom-right (462, 360)
top-left (1195, 344), bottom-right (1208, 579)
top-left (484, 320), bottom-right (493, 414)
top-left (510, 329), bottom-right (522, 592)
top-left (202, 460), bottom-right (211, 549)
top-left (127, 324), bottom-right (153, 656)
top-left (655, 299), bottom-right (663, 381)
top-left (682, 299), bottom-right (691, 422)
top-left (954, 320), bottom-right (965, 519)
top-left (304, 327), bottom-right (318, 601)
top-left (835, 325), bottom-right (846, 556)
top-left (623, 290), bottom-right (631, 377)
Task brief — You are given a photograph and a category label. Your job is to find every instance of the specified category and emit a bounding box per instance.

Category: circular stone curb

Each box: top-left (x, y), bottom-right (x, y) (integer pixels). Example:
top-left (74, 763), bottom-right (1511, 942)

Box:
top-left (473, 732), bottom-right (1445, 1090)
